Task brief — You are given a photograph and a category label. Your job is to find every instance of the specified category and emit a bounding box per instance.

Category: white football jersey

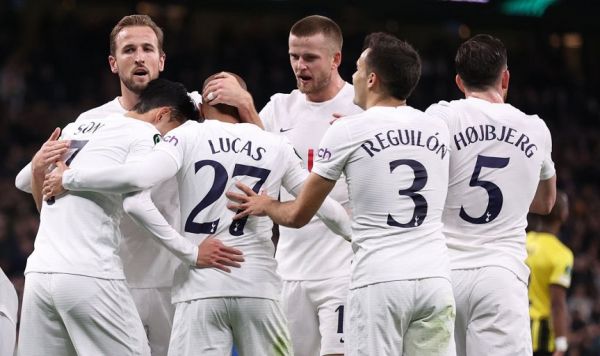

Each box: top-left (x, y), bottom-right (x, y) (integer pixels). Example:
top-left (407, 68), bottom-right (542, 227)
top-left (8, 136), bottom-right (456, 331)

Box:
top-left (76, 98), bottom-right (181, 288)
top-left (313, 106), bottom-right (452, 289)
top-left (260, 82), bottom-right (362, 280)
top-left (25, 114), bottom-right (159, 279)
top-left (426, 98), bottom-right (555, 282)
top-left (155, 120), bottom-right (308, 302)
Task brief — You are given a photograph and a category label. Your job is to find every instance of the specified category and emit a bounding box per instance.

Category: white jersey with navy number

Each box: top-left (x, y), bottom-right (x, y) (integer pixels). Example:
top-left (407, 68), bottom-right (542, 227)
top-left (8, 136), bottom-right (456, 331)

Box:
top-left (155, 120), bottom-right (308, 303)
top-left (76, 98), bottom-right (181, 288)
top-left (25, 114), bottom-right (159, 279)
top-left (260, 82), bottom-right (362, 281)
top-left (426, 98), bottom-right (555, 282)
top-left (312, 106), bottom-right (452, 289)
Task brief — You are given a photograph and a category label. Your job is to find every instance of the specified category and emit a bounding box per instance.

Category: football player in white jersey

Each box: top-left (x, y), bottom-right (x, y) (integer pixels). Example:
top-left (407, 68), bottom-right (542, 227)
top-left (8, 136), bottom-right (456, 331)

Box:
top-left (42, 74), bottom-right (352, 356)
top-left (228, 32), bottom-right (456, 356)
top-left (14, 15), bottom-right (242, 355)
top-left (425, 34), bottom-right (557, 356)
top-left (0, 268), bottom-right (18, 356)
top-left (17, 78), bottom-right (206, 356)
top-left (203, 15), bottom-right (361, 356)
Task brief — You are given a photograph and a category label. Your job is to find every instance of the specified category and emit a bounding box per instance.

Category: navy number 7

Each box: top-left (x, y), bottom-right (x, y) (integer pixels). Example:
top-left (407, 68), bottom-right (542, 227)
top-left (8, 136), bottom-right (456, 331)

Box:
top-left (47, 139), bottom-right (89, 205)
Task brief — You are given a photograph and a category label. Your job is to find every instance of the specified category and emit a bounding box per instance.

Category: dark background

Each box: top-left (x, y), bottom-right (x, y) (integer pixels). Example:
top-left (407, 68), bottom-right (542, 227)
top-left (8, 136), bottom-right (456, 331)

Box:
top-left (1, 1), bottom-right (598, 353)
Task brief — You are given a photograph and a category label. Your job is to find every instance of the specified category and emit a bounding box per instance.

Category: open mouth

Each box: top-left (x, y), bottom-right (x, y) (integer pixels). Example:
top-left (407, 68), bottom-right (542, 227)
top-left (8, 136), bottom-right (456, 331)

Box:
top-left (297, 74), bottom-right (312, 83)
top-left (133, 68), bottom-right (149, 77)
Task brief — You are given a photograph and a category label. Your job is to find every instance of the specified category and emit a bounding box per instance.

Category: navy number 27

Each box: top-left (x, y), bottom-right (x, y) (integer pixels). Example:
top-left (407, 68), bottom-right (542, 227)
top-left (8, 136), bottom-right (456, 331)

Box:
top-left (184, 160), bottom-right (271, 236)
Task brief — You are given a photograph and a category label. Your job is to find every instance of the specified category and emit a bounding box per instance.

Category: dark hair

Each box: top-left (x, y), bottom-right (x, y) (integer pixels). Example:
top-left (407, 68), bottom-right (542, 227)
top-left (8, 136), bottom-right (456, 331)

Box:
top-left (455, 34), bottom-right (507, 90)
top-left (134, 78), bottom-right (197, 123)
top-left (290, 15), bottom-right (343, 51)
top-left (202, 72), bottom-right (248, 121)
top-left (363, 32), bottom-right (421, 101)
top-left (110, 14), bottom-right (164, 55)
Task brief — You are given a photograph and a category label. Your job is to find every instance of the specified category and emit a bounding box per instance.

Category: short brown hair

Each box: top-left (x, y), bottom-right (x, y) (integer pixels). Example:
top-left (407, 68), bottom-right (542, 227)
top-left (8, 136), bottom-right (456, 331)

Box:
top-left (455, 34), bottom-right (507, 91)
top-left (109, 14), bottom-right (164, 55)
top-left (363, 32), bottom-right (421, 101)
top-left (290, 15), bottom-right (343, 51)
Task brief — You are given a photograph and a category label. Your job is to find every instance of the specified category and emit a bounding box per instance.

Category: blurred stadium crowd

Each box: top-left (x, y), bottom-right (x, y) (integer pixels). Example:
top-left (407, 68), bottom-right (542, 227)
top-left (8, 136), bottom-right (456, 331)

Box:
top-left (0, 1), bottom-right (598, 354)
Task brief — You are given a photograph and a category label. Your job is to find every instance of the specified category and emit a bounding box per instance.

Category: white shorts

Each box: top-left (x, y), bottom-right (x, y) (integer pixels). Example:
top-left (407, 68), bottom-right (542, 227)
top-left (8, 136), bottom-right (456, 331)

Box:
top-left (168, 297), bottom-right (292, 356)
top-left (0, 314), bottom-right (16, 356)
top-left (130, 287), bottom-right (174, 356)
top-left (347, 278), bottom-right (456, 356)
top-left (451, 267), bottom-right (532, 356)
top-left (282, 277), bottom-right (348, 356)
top-left (18, 273), bottom-right (150, 356)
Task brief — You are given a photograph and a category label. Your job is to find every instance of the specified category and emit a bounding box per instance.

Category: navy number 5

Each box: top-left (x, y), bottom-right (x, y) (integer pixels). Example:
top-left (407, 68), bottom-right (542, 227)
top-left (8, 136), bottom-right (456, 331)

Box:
top-left (459, 155), bottom-right (509, 224)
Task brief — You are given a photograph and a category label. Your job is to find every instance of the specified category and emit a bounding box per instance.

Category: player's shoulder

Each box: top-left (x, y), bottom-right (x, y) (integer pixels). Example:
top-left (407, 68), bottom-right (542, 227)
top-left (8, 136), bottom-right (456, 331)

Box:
top-left (75, 98), bottom-right (124, 122)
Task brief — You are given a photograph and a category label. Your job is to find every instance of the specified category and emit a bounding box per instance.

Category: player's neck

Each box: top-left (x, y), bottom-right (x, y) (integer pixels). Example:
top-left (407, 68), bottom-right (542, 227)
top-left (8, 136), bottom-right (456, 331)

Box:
top-left (366, 94), bottom-right (405, 110)
top-left (305, 73), bottom-right (345, 103)
top-left (118, 86), bottom-right (141, 111)
top-left (465, 89), bottom-right (504, 104)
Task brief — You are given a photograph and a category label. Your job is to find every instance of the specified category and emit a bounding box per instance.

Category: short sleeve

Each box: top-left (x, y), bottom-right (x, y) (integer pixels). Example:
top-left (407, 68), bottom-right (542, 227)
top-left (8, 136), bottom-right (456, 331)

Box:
top-left (312, 122), bottom-right (351, 181)
top-left (280, 139), bottom-right (308, 192)
top-left (549, 247), bottom-right (573, 288)
top-left (425, 101), bottom-right (453, 122)
top-left (259, 99), bottom-right (275, 133)
top-left (540, 124), bottom-right (555, 180)
top-left (154, 125), bottom-right (187, 171)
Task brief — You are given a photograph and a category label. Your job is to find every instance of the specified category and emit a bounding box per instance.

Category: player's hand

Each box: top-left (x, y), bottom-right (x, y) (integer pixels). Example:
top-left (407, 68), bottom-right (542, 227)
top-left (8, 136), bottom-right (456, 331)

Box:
top-left (203, 72), bottom-right (251, 109)
top-left (226, 182), bottom-right (274, 220)
top-left (197, 235), bottom-right (244, 273)
top-left (32, 128), bottom-right (70, 175)
top-left (42, 161), bottom-right (69, 200)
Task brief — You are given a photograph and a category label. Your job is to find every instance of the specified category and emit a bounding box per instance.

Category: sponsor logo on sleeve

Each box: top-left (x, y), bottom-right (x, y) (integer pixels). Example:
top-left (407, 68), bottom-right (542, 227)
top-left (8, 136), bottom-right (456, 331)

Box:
top-left (317, 147), bottom-right (332, 161)
top-left (153, 134), bottom-right (162, 144)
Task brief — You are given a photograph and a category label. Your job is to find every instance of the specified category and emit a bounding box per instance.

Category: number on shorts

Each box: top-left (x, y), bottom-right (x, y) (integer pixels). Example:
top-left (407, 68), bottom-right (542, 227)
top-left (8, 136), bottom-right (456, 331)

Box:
top-left (335, 305), bottom-right (344, 334)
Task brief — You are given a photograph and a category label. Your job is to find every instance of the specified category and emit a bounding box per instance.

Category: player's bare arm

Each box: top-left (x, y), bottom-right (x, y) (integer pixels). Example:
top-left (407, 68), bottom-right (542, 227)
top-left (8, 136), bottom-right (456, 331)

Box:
top-left (227, 172), bottom-right (335, 228)
top-left (529, 174), bottom-right (557, 215)
top-left (202, 72), bottom-right (263, 128)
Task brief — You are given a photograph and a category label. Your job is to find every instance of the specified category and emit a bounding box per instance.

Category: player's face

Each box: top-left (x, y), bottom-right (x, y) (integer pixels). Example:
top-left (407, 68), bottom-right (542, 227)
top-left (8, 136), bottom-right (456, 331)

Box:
top-left (352, 49), bottom-right (370, 109)
top-left (288, 33), bottom-right (338, 96)
top-left (109, 26), bottom-right (165, 94)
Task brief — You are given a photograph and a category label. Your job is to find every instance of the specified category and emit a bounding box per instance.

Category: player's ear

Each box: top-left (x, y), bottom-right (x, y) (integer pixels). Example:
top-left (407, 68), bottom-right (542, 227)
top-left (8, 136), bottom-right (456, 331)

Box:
top-left (159, 52), bottom-right (166, 73)
top-left (109, 55), bottom-right (118, 74)
top-left (501, 68), bottom-right (510, 90)
top-left (332, 50), bottom-right (341, 69)
top-left (455, 75), bottom-right (466, 94)
top-left (367, 72), bottom-right (376, 89)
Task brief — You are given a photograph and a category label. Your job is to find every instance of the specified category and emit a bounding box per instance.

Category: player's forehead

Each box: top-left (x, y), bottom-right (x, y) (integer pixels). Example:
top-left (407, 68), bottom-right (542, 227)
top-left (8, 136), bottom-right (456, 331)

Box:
top-left (288, 32), bottom-right (332, 55)
top-left (114, 25), bottom-right (159, 49)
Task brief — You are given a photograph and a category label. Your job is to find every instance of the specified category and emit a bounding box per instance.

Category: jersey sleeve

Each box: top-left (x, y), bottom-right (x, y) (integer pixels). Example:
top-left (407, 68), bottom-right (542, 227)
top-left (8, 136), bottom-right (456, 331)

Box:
top-left (311, 122), bottom-right (351, 181)
top-left (540, 123), bottom-right (556, 180)
top-left (122, 190), bottom-right (198, 266)
top-left (153, 125), bottom-right (188, 171)
top-left (425, 101), bottom-right (453, 121)
top-left (63, 125), bottom-right (178, 194)
top-left (549, 245), bottom-right (573, 288)
top-left (258, 99), bottom-right (276, 133)
top-left (280, 139), bottom-right (308, 192)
